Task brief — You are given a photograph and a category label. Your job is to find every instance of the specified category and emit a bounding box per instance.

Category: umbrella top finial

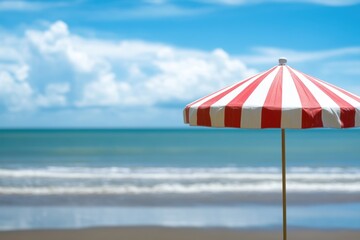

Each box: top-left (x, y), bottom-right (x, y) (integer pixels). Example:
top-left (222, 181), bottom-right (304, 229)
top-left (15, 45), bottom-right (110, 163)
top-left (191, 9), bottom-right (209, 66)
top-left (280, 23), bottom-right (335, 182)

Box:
top-left (279, 57), bottom-right (287, 65)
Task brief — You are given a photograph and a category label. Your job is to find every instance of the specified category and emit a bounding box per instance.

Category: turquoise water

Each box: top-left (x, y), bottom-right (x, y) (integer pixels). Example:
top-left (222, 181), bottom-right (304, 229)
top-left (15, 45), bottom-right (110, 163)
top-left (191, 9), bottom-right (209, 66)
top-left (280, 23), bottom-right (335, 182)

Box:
top-left (0, 129), bottom-right (359, 230)
top-left (1, 128), bottom-right (359, 167)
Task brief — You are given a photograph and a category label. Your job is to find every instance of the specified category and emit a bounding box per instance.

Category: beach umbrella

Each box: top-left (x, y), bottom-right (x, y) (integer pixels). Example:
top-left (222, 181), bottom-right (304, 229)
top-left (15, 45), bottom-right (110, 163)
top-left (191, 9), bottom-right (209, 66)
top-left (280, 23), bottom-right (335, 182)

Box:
top-left (183, 58), bottom-right (360, 240)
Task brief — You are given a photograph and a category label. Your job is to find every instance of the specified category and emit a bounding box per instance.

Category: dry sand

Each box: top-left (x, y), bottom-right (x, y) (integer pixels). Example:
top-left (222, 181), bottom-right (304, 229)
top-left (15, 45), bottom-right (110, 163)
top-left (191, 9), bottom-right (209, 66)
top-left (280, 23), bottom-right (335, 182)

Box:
top-left (0, 227), bottom-right (359, 240)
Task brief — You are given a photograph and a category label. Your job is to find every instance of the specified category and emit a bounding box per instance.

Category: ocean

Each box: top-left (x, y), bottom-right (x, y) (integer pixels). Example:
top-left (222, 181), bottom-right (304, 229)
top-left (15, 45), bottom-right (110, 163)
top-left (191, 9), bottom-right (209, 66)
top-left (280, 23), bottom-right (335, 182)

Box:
top-left (0, 128), bottom-right (359, 230)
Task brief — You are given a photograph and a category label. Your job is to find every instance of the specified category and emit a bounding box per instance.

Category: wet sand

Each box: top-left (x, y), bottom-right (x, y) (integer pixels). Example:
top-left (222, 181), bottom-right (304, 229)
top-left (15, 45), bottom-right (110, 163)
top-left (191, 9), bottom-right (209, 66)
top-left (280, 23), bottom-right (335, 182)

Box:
top-left (0, 227), bottom-right (359, 240)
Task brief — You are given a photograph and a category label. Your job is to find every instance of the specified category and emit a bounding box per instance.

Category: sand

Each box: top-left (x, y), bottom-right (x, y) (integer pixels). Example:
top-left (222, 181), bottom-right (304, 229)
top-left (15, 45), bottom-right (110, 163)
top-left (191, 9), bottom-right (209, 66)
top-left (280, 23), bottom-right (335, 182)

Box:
top-left (0, 227), bottom-right (359, 240)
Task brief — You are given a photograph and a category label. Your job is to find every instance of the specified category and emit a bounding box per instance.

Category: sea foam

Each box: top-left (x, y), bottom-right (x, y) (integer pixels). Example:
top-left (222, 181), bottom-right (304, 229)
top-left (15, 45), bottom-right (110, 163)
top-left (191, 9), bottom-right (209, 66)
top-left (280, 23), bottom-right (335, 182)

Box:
top-left (1, 167), bottom-right (359, 195)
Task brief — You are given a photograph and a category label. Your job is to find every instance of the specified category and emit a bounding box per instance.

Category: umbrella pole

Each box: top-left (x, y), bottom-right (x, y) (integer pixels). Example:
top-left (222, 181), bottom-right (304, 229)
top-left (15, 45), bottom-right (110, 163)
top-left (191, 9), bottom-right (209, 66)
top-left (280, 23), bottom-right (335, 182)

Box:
top-left (281, 129), bottom-right (287, 240)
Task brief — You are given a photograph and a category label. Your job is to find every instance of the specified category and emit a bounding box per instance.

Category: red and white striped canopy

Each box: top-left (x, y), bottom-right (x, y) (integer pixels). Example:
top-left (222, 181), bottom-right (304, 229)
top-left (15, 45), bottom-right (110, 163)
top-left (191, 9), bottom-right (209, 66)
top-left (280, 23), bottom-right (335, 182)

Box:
top-left (184, 58), bottom-right (360, 129)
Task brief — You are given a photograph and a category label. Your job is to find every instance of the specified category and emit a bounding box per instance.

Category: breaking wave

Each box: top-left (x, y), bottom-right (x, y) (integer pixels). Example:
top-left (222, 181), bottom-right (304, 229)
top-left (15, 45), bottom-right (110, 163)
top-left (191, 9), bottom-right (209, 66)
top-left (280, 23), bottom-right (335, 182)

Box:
top-left (1, 167), bottom-right (360, 195)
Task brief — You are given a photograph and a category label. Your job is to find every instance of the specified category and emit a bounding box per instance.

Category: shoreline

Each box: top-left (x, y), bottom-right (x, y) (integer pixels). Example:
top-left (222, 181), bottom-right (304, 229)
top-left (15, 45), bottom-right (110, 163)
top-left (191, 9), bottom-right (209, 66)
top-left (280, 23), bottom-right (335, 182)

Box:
top-left (2, 203), bottom-right (359, 230)
top-left (0, 227), bottom-right (359, 240)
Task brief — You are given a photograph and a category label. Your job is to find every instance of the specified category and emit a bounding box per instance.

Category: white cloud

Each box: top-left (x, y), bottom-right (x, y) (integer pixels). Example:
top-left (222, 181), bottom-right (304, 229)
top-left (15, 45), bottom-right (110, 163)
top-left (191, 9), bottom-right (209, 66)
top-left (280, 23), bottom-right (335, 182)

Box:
top-left (1, 20), bottom-right (359, 120)
top-left (321, 60), bottom-right (360, 76)
top-left (0, 21), bottom-right (256, 112)
top-left (0, 1), bottom-right (210, 18)
top-left (26, 21), bottom-right (100, 73)
top-left (89, 4), bottom-right (212, 20)
top-left (0, 21), bottom-right (359, 126)
top-left (35, 83), bottom-right (70, 108)
top-left (310, 0), bottom-right (360, 5)
top-left (0, 0), bottom-right (42, 11)
top-left (0, 69), bottom-right (33, 111)
top-left (144, 0), bottom-right (168, 4)
top-left (76, 72), bottom-right (131, 107)
top-left (239, 46), bottom-right (360, 65)
top-left (237, 46), bottom-right (360, 96)
top-left (0, 23), bottom-right (73, 111)
top-left (200, 0), bottom-right (360, 6)
top-left (0, 0), bottom-right (71, 11)
top-left (0, 61), bottom-right (70, 111)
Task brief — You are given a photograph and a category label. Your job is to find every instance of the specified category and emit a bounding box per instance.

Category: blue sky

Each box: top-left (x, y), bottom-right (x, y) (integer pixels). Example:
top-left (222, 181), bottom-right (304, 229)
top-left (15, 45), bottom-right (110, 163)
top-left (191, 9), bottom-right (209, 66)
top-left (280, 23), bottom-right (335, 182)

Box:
top-left (0, 0), bottom-right (359, 128)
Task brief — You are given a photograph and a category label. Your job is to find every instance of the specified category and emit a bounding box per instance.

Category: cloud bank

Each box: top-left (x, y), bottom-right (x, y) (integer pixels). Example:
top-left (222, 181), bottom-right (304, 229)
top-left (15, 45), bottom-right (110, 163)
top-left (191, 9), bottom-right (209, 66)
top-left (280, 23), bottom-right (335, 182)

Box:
top-left (0, 21), bottom-right (256, 112)
top-left (1, 21), bottom-right (359, 127)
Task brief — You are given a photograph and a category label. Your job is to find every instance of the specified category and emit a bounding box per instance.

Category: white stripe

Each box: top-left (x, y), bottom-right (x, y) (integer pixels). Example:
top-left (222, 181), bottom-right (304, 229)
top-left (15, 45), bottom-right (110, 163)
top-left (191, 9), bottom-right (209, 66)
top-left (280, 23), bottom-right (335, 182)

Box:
top-left (291, 67), bottom-right (342, 128)
top-left (188, 75), bottom-right (261, 126)
top-left (189, 108), bottom-right (198, 126)
top-left (281, 67), bottom-right (302, 128)
top-left (183, 109), bottom-right (187, 123)
top-left (241, 66), bottom-right (280, 128)
top-left (311, 78), bottom-right (360, 127)
top-left (208, 73), bottom-right (263, 127)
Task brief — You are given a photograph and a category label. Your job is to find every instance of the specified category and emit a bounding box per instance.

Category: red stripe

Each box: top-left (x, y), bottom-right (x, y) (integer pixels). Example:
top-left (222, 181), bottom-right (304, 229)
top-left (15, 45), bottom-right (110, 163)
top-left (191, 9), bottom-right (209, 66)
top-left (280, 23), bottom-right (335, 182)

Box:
top-left (224, 66), bottom-right (278, 128)
top-left (184, 108), bottom-right (190, 123)
top-left (303, 73), bottom-right (355, 128)
top-left (261, 66), bottom-right (283, 128)
top-left (287, 67), bottom-right (323, 128)
top-left (196, 74), bottom-right (259, 126)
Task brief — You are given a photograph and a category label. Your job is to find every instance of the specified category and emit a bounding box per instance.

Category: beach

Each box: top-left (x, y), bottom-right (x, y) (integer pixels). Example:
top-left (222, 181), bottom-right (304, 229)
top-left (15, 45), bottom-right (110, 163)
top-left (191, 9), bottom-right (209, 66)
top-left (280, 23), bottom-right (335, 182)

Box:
top-left (1, 227), bottom-right (359, 240)
top-left (2, 0), bottom-right (360, 238)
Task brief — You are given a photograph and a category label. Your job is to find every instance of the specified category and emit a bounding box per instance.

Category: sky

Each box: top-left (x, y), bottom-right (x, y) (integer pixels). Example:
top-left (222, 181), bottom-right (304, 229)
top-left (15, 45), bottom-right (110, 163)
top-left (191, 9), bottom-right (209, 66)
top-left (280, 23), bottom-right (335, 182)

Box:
top-left (0, 0), bottom-right (359, 128)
